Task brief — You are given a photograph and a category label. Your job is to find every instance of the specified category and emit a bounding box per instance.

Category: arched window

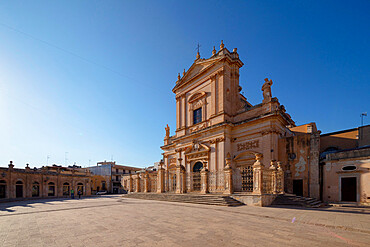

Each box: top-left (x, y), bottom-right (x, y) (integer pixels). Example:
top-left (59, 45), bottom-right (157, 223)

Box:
top-left (193, 108), bottom-right (202, 124)
top-left (0, 180), bottom-right (6, 198)
top-left (63, 182), bottom-right (70, 196)
top-left (32, 182), bottom-right (40, 197)
top-left (48, 182), bottom-right (55, 196)
top-left (193, 162), bottom-right (203, 172)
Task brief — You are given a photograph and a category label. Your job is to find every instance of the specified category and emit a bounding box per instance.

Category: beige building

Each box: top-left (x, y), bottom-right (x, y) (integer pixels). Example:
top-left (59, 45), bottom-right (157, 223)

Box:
top-left (0, 162), bottom-right (91, 200)
top-left (88, 161), bottom-right (141, 194)
top-left (320, 125), bottom-right (370, 205)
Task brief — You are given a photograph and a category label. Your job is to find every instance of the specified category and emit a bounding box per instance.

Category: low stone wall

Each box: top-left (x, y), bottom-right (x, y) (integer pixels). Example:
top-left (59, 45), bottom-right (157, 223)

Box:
top-left (231, 194), bottom-right (277, 206)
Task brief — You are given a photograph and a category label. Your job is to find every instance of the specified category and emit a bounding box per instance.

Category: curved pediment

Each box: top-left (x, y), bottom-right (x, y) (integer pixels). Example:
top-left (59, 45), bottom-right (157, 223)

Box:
top-left (188, 92), bottom-right (206, 103)
top-left (234, 150), bottom-right (261, 161)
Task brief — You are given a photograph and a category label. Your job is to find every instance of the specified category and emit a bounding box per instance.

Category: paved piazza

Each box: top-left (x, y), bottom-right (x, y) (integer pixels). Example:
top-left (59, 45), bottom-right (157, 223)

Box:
top-left (0, 195), bottom-right (369, 247)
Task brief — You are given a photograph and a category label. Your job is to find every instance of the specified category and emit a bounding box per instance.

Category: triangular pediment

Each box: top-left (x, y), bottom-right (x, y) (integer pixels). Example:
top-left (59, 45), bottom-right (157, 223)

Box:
top-left (173, 45), bottom-right (244, 93)
top-left (182, 60), bottom-right (215, 82)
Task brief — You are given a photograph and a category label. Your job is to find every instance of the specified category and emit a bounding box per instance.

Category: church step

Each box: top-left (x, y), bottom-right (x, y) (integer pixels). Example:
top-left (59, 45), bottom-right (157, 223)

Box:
top-left (272, 194), bottom-right (326, 208)
top-left (122, 193), bottom-right (244, 207)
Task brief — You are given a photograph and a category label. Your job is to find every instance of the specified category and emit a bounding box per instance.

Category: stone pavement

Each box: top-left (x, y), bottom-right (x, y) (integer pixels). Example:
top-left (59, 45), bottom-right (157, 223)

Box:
top-left (0, 195), bottom-right (369, 247)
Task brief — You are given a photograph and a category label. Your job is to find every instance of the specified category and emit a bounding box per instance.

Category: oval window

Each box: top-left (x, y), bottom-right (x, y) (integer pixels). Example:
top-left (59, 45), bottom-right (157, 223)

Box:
top-left (342, 165), bottom-right (356, 171)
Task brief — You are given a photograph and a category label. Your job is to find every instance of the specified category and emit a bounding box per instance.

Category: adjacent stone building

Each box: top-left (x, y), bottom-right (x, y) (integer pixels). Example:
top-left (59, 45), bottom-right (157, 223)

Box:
top-left (0, 162), bottom-right (91, 200)
top-left (88, 161), bottom-right (141, 194)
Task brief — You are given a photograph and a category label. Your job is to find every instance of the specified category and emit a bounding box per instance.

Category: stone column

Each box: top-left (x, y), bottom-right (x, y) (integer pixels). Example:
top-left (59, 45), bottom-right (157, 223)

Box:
top-left (253, 154), bottom-right (264, 195)
top-left (223, 155), bottom-right (233, 194)
top-left (128, 174), bottom-right (133, 193)
top-left (277, 162), bottom-right (284, 194)
top-left (8, 161), bottom-right (14, 199)
top-left (269, 161), bottom-right (278, 194)
top-left (157, 161), bottom-right (165, 193)
top-left (176, 158), bottom-right (186, 194)
top-left (200, 161), bottom-right (209, 194)
top-left (135, 175), bottom-right (140, 193)
top-left (143, 171), bottom-right (149, 193)
top-left (165, 169), bottom-right (169, 192)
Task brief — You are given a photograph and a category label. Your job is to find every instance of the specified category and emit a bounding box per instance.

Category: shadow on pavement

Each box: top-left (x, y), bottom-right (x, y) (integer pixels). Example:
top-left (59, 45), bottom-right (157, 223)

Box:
top-left (0, 194), bottom-right (123, 213)
top-left (268, 205), bottom-right (370, 215)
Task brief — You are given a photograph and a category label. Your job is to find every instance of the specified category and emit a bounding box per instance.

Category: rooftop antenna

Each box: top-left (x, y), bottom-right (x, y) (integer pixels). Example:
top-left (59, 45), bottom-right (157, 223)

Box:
top-left (88, 159), bottom-right (91, 166)
top-left (111, 155), bottom-right (114, 161)
top-left (361, 112), bottom-right (367, 126)
top-left (47, 155), bottom-right (50, 166)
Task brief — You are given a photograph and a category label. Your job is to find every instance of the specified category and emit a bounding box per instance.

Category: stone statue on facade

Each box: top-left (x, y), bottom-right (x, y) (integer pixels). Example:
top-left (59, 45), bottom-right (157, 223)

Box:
top-left (262, 78), bottom-right (273, 103)
top-left (165, 124), bottom-right (170, 138)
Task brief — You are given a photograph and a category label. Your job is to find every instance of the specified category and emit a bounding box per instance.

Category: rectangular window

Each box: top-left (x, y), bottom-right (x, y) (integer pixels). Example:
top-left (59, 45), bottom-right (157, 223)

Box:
top-left (193, 108), bottom-right (202, 125)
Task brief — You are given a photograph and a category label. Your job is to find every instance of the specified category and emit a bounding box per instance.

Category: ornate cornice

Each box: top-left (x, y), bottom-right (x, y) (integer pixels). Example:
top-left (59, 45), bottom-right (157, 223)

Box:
top-left (208, 137), bottom-right (225, 144)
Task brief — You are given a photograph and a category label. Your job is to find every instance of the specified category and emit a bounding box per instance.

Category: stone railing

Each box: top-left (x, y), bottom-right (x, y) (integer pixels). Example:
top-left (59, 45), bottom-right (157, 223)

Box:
top-left (121, 155), bottom-right (284, 195)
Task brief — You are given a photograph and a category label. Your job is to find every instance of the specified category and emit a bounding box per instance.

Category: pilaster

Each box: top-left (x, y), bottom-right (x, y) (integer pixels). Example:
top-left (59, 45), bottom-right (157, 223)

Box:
top-left (253, 154), bottom-right (264, 195)
top-left (135, 175), bottom-right (140, 193)
top-left (157, 162), bottom-right (165, 193)
top-left (200, 161), bottom-right (209, 194)
top-left (128, 174), bottom-right (133, 192)
top-left (143, 172), bottom-right (149, 193)
top-left (223, 155), bottom-right (233, 194)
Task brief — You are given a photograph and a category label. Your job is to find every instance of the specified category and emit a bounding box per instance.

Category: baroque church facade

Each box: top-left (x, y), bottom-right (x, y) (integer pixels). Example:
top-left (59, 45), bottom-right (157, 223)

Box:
top-left (122, 41), bottom-right (323, 205)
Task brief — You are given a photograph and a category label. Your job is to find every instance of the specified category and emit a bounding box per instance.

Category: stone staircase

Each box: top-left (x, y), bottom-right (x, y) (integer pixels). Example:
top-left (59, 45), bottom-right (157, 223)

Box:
top-left (122, 193), bottom-right (244, 207)
top-left (271, 194), bottom-right (326, 208)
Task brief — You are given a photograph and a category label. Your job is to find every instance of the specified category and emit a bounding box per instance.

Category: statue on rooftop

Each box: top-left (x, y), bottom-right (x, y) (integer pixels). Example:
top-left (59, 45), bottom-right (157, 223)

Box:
top-left (262, 78), bottom-right (273, 103)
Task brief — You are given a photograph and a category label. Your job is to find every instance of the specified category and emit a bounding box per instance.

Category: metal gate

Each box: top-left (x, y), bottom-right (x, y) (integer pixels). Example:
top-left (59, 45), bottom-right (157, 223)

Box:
top-left (192, 172), bottom-right (201, 191)
top-left (241, 165), bottom-right (253, 192)
top-left (168, 172), bottom-right (176, 192)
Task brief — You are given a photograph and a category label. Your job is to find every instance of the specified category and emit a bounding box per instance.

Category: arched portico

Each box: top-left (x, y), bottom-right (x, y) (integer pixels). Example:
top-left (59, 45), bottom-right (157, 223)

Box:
top-left (16, 180), bottom-right (24, 198)
top-left (0, 180), bottom-right (7, 198)
top-left (63, 182), bottom-right (70, 196)
top-left (32, 181), bottom-right (40, 197)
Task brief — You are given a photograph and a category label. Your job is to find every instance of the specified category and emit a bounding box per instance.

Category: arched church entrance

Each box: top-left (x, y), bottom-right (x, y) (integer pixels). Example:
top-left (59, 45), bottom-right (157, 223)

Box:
top-left (192, 162), bottom-right (203, 191)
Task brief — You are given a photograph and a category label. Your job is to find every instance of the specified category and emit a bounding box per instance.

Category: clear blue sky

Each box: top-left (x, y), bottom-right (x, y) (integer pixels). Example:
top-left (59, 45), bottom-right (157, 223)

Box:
top-left (0, 1), bottom-right (369, 168)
